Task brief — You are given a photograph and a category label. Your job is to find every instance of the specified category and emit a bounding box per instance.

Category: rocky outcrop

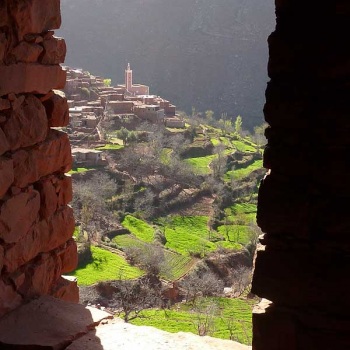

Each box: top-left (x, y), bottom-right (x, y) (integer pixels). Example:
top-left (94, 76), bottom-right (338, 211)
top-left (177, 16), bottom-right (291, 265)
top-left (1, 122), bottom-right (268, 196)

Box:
top-left (251, 2), bottom-right (350, 349)
top-left (0, 0), bottom-right (77, 317)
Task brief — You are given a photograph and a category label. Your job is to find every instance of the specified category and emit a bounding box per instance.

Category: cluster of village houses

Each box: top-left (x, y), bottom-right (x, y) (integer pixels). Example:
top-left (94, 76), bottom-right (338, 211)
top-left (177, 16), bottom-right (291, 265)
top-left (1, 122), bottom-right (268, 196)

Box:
top-left (63, 64), bottom-right (185, 167)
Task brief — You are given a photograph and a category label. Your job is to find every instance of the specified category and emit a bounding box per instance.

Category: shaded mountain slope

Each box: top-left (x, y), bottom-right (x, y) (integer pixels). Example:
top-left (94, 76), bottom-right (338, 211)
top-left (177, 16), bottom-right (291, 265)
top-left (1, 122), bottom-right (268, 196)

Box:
top-left (59, 0), bottom-right (275, 128)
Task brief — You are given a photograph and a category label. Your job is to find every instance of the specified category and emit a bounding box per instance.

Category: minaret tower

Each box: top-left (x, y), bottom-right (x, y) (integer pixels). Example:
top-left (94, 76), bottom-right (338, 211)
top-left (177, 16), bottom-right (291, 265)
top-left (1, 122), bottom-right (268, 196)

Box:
top-left (125, 63), bottom-right (133, 92)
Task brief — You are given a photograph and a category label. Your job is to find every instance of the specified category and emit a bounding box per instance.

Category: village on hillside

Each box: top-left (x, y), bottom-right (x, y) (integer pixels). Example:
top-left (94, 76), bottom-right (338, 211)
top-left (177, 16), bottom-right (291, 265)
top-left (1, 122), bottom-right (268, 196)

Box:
top-left (63, 64), bottom-right (185, 168)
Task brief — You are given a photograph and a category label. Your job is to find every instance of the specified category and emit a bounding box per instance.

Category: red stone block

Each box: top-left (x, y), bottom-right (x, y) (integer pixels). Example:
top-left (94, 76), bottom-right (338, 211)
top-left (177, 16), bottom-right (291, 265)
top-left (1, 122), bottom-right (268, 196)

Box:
top-left (0, 157), bottom-right (13, 199)
top-left (0, 129), bottom-right (10, 156)
top-left (0, 190), bottom-right (40, 244)
top-left (0, 64), bottom-right (66, 96)
top-left (41, 36), bottom-right (66, 65)
top-left (36, 178), bottom-right (58, 219)
top-left (12, 130), bottom-right (72, 188)
top-left (0, 97), bottom-right (11, 111)
top-left (4, 207), bottom-right (74, 273)
top-left (0, 33), bottom-right (6, 63)
top-left (3, 94), bottom-right (48, 151)
top-left (4, 227), bottom-right (40, 273)
top-left (9, 0), bottom-right (61, 40)
top-left (10, 41), bottom-right (43, 63)
top-left (59, 239), bottom-right (78, 274)
top-left (0, 245), bottom-right (3, 272)
top-left (52, 276), bottom-right (79, 303)
top-left (0, 280), bottom-right (22, 317)
top-left (29, 253), bottom-right (62, 297)
top-left (57, 175), bottom-right (73, 206)
top-left (49, 206), bottom-right (75, 249)
top-left (43, 90), bottom-right (69, 127)
top-left (0, 2), bottom-right (8, 28)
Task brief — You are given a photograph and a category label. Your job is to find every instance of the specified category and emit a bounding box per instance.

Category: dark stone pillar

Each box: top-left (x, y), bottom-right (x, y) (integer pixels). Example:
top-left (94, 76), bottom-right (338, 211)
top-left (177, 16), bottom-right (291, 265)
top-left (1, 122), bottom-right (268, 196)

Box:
top-left (252, 1), bottom-right (350, 349)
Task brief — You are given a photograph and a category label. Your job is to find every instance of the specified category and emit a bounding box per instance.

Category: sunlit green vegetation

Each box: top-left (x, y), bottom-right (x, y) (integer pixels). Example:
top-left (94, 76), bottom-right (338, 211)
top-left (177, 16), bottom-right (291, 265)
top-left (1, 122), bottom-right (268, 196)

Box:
top-left (185, 155), bottom-right (216, 175)
top-left (161, 216), bottom-right (240, 256)
top-left (95, 144), bottom-right (124, 150)
top-left (122, 215), bottom-right (155, 243)
top-left (68, 167), bottom-right (97, 174)
top-left (225, 160), bottom-right (263, 180)
top-left (113, 233), bottom-right (196, 280)
top-left (130, 297), bottom-right (255, 345)
top-left (217, 224), bottom-right (251, 246)
top-left (71, 246), bottom-right (143, 285)
top-left (232, 139), bottom-right (257, 153)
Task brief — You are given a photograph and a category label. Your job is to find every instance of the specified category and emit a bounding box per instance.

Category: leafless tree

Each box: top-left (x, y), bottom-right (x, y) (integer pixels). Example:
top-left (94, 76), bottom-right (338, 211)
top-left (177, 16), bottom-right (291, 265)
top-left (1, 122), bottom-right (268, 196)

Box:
top-left (211, 144), bottom-right (228, 179)
top-left (72, 172), bottom-right (118, 238)
top-left (133, 189), bottom-right (156, 219)
top-left (192, 300), bottom-right (219, 336)
top-left (113, 275), bottom-right (162, 322)
top-left (231, 265), bottom-right (252, 296)
top-left (180, 270), bottom-right (224, 304)
top-left (124, 244), bottom-right (167, 277)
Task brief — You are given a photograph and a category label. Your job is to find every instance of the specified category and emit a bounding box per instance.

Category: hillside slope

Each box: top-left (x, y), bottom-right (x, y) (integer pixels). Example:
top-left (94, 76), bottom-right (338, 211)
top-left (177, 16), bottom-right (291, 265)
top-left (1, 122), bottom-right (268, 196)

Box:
top-left (58, 0), bottom-right (275, 128)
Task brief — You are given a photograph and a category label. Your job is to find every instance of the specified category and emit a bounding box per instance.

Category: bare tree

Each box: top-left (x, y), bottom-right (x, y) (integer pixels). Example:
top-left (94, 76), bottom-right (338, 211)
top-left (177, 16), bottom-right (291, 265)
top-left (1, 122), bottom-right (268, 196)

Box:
top-left (211, 144), bottom-right (228, 179)
top-left (192, 300), bottom-right (219, 336)
top-left (72, 172), bottom-right (118, 238)
top-left (113, 275), bottom-right (162, 322)
top-left (180, 270), bottom-right (224, 304)
top-left (133, 189), bottom-right (156, 219)
top-left (231, 265), bottom-right (252, 296)
top-left (124, 244), bottom-right (167, 277)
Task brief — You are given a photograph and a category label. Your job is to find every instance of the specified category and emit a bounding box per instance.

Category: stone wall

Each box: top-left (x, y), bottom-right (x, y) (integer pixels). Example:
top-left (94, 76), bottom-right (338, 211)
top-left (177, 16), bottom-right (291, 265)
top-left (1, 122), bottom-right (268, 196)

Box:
top-left (0, 0), bottom-right (78, 317)
top-left (252, 1), bottom-right (350, 349)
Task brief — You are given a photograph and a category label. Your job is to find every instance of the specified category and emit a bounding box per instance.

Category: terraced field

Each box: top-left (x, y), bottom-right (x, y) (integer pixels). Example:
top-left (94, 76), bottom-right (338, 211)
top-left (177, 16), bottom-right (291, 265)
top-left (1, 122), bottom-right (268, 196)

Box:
top-left (113, 233), bottom-right (196, 280)
top-left (225, 159), bottom-right (263, 180)
top-left (122, 215), bottom-right (155, 243)
top-left (185, 155), bottom-right (216, 175)
top-left (163, 216), bottom-right (241, 256)
top-left (162, 251), bottom-right (196, 280)
top-left (71, 246), bottom-right (144, 285)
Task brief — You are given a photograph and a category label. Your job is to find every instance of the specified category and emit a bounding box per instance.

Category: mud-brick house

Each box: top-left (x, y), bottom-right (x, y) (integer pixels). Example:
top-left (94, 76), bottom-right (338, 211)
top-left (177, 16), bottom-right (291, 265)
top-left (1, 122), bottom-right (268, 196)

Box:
top-left (71, 148), bottom-right (107, 167)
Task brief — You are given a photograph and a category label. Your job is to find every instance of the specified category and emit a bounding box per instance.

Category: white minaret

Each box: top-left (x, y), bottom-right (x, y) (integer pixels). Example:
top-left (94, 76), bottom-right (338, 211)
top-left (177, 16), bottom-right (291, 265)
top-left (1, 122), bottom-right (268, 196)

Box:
top-left (125, 63), bottom-right (133, 91)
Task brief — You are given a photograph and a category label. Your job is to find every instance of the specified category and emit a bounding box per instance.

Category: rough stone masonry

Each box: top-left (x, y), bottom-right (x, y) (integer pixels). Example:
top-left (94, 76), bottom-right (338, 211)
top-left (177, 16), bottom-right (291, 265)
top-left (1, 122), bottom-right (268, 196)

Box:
top-left (0, 0), bottom-right (78, 317)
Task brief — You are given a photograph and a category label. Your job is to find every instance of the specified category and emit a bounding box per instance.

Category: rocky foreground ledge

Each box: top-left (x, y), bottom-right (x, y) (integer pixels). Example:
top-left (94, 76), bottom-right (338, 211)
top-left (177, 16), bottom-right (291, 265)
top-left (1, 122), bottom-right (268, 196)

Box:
top-left (0, 296), bottom-right (251, 350)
